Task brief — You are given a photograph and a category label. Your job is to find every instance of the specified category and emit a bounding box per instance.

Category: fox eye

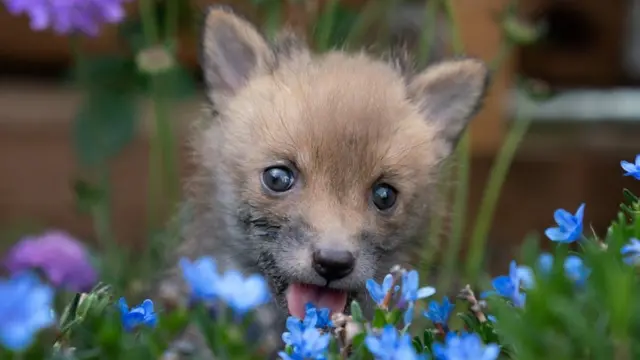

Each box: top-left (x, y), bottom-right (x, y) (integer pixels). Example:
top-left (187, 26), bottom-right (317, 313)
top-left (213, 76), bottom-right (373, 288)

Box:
top-left (371, 183), bottom-right (398, 211)
top-left (262, 166), bottom-right (296, 193)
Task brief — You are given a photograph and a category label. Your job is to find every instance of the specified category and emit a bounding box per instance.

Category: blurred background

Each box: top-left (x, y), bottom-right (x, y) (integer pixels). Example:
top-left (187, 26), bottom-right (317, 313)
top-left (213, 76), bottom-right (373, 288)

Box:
top-left (0, 0), bottom-right (639, 277)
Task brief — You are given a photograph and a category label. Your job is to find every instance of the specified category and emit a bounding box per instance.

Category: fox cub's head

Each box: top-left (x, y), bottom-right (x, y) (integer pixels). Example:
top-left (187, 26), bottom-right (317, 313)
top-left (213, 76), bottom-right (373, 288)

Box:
top-left (195, 7), bottom-right (489, 318)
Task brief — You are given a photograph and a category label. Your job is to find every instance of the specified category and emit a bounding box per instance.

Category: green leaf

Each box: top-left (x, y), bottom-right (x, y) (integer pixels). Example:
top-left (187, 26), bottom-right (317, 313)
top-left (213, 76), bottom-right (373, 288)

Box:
top-left (73, 179), bottom-right (106, 213)
top-left (73, 89), bottom-right (139, 167)
top-left (623, 188), bottom-right (639, 205)
top-left (386, 308), bottom-right (402, 325)
top-left (350, 300), bottom-right (364, 323)
top-left (372, 308), bottom-right (386, 329)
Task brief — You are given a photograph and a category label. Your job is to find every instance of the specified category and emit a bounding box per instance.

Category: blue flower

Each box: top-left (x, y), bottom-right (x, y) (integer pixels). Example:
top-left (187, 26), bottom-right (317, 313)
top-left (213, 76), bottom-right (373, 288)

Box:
top-left (432, 332), bottom-right (500, 360)
top-left (366, 274), bottom-right (396, 306)
top-left (563, 256), bottom-right (591, 286)
top-left (403, 302), bottom-right (415, 328)
top-left (365, 325), bottom-right (426, 360)
top-left (215, 270), bottom-right (271, 316)
top-left (534, 253), bottom-right (591, 287)
top-left (488, 261), bottom-right (527, 308)
top-left (621, 154), bottom-right (640, 180)
top-left (305, 303), bottom-right (333, 328)
top-left (279, 316), bottom-right (331, 360)
top-left (180, 256), bottom-right (219, 302)
top-left (399, 270), bottom-right (436, 306)
top-left (424, 296), bottom-right (455, 325)
top-left (0, 271), bottom-right (55, 351)
top-left (621, 238), bottom-right (640, 265)
top-left (544, 203), bottom-right (585, 243)
top-left (118, 298), bottom-right (157, 332)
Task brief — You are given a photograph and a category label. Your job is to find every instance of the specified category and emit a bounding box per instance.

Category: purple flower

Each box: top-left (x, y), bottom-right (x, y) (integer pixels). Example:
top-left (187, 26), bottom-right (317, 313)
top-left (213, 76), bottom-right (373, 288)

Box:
top-left (2, 0), bottom-right (130, 36)
top-left (3, 230), bottom-right (98, 292)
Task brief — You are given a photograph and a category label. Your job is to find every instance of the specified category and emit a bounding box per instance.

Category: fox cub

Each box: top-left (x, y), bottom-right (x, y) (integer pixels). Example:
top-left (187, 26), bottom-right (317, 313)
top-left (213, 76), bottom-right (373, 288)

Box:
top-left (158, 5), bottom-right (490, 357)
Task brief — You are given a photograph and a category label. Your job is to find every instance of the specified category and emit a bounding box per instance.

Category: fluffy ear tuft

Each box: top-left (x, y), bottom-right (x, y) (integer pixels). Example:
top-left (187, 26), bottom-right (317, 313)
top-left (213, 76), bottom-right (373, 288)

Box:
top-left (407, 58), bottom-right (490, 149)
top-left (201, 7), bottom-right (275, 103)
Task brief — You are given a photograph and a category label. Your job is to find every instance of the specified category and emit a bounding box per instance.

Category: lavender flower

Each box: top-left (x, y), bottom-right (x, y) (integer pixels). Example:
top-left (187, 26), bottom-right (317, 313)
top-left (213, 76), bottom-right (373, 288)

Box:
top-left (2, 0), bottom-right (130, 36)
top-left (0, 271), bottom-right (56, 351)
top-left (4, 230), bottom-right (97, 292)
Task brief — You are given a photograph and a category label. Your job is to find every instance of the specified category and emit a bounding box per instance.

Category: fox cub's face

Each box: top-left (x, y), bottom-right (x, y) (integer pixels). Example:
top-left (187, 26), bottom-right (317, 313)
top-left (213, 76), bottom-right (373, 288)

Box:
top-left (196, 8), bottom-right (489, 319)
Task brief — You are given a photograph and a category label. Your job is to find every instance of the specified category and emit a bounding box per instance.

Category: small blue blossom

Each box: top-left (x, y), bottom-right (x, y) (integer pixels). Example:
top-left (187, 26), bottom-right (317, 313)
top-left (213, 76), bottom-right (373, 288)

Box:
top-left (487, 261), bottom-right (527, 307)
top-left (118, 297), bottom-right (157, 332)
top-left (544, 203), bottom-right (585, 243)
top-left (283, 303), bottom-right (333, 350)
top-left (424, 296), bottom-right (455, 325)
top-left (621, 154), bottom-right (640, 180)
top-left (365, 325), bottom-right (426, 360)
top-left (366, 274), bottom-right (397, 306)
top-left (621, 238), bottom-right (640, 265)
top-left (305, 303), bottom-right (333, 328)
top-left (180, 256), bottom-right (219, 302)
top-left (432, 332), bottom-right (500, 360)
top-left (403, 302), bottom-right (415, 328)
top-left (399, 270), bottom-right (436, 306)
top-left (215, 270), bottom-right (271, 316)
top-left (534, 253), bottom-right (591, 287)
top-left (536, 253), bottom-right (554, 273)
top-left (563, 256), bottom-right (591, 286)
top-left (0, 271), bottom-right (56, 351)
top-left (279, 316), bottom-right (330, 360)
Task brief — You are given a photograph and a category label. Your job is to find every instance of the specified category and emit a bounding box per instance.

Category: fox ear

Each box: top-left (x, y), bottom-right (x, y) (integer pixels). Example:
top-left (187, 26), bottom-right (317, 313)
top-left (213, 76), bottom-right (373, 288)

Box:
top-left (201, 7), bottom-right (275, 104)
top-left (407, 58), bottom-right (490, 151)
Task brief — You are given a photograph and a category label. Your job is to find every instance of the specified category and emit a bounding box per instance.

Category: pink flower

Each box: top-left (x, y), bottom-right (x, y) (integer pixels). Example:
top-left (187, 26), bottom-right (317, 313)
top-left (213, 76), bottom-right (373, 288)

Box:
top-left (3, 230), bottom-right (98, 292)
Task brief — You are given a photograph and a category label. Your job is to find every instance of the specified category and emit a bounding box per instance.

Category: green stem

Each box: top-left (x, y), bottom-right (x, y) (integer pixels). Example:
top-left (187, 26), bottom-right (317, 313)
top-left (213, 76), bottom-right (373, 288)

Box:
top-left (70, 36), bottom-right (114, 251)
top-left (315, 0), bottom-right (339, 52)
top-left (417, 0), bottom-right (442, 66)
top-left (433, 0), bottom-right (468, 294)
top-left (344, 0), bottom-right (394, 49)
top-left (465, 102), bottom-right (533, 283)
top-left (165, 0), bottom-right (179, 41)
top-left (138, 0), bottom-right (180, 230)
top-left (442, 0), bottom-right (464, 54)
top-left (437, 131), bottom-right (470, 294)
top-left (262, 0), bottom-right (282, 41)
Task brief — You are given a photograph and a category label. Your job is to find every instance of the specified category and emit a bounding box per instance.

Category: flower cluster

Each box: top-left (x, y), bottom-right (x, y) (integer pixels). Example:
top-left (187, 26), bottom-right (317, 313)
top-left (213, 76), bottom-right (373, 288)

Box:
top-left (1, 149), bottom-right (639, 360)
top-left (179, 256), bottom-right (271, 316)
top-left (2, 0), bottom-right (131, 36)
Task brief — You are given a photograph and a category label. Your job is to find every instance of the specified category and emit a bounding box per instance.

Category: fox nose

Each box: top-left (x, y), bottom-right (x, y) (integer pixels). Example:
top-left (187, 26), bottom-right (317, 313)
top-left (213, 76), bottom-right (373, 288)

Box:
top-left (312, 248), bottom-right (355, 281)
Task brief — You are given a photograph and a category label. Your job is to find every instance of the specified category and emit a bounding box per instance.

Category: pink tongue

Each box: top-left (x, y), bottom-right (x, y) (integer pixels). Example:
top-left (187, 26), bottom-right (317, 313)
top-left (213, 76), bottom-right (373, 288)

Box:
top-left (286, 283), bottom-right (348, 319)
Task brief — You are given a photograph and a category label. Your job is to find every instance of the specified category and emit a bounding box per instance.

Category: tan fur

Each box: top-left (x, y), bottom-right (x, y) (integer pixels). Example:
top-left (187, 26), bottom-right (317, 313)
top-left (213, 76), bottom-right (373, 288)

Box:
top-left (157, 6), bottom-right (489, 359)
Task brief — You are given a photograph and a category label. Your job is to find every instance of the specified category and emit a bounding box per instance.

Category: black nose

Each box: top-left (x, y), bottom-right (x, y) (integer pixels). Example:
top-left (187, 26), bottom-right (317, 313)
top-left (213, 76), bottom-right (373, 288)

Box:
top-left (312, 248), bottom-right (355, 281)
